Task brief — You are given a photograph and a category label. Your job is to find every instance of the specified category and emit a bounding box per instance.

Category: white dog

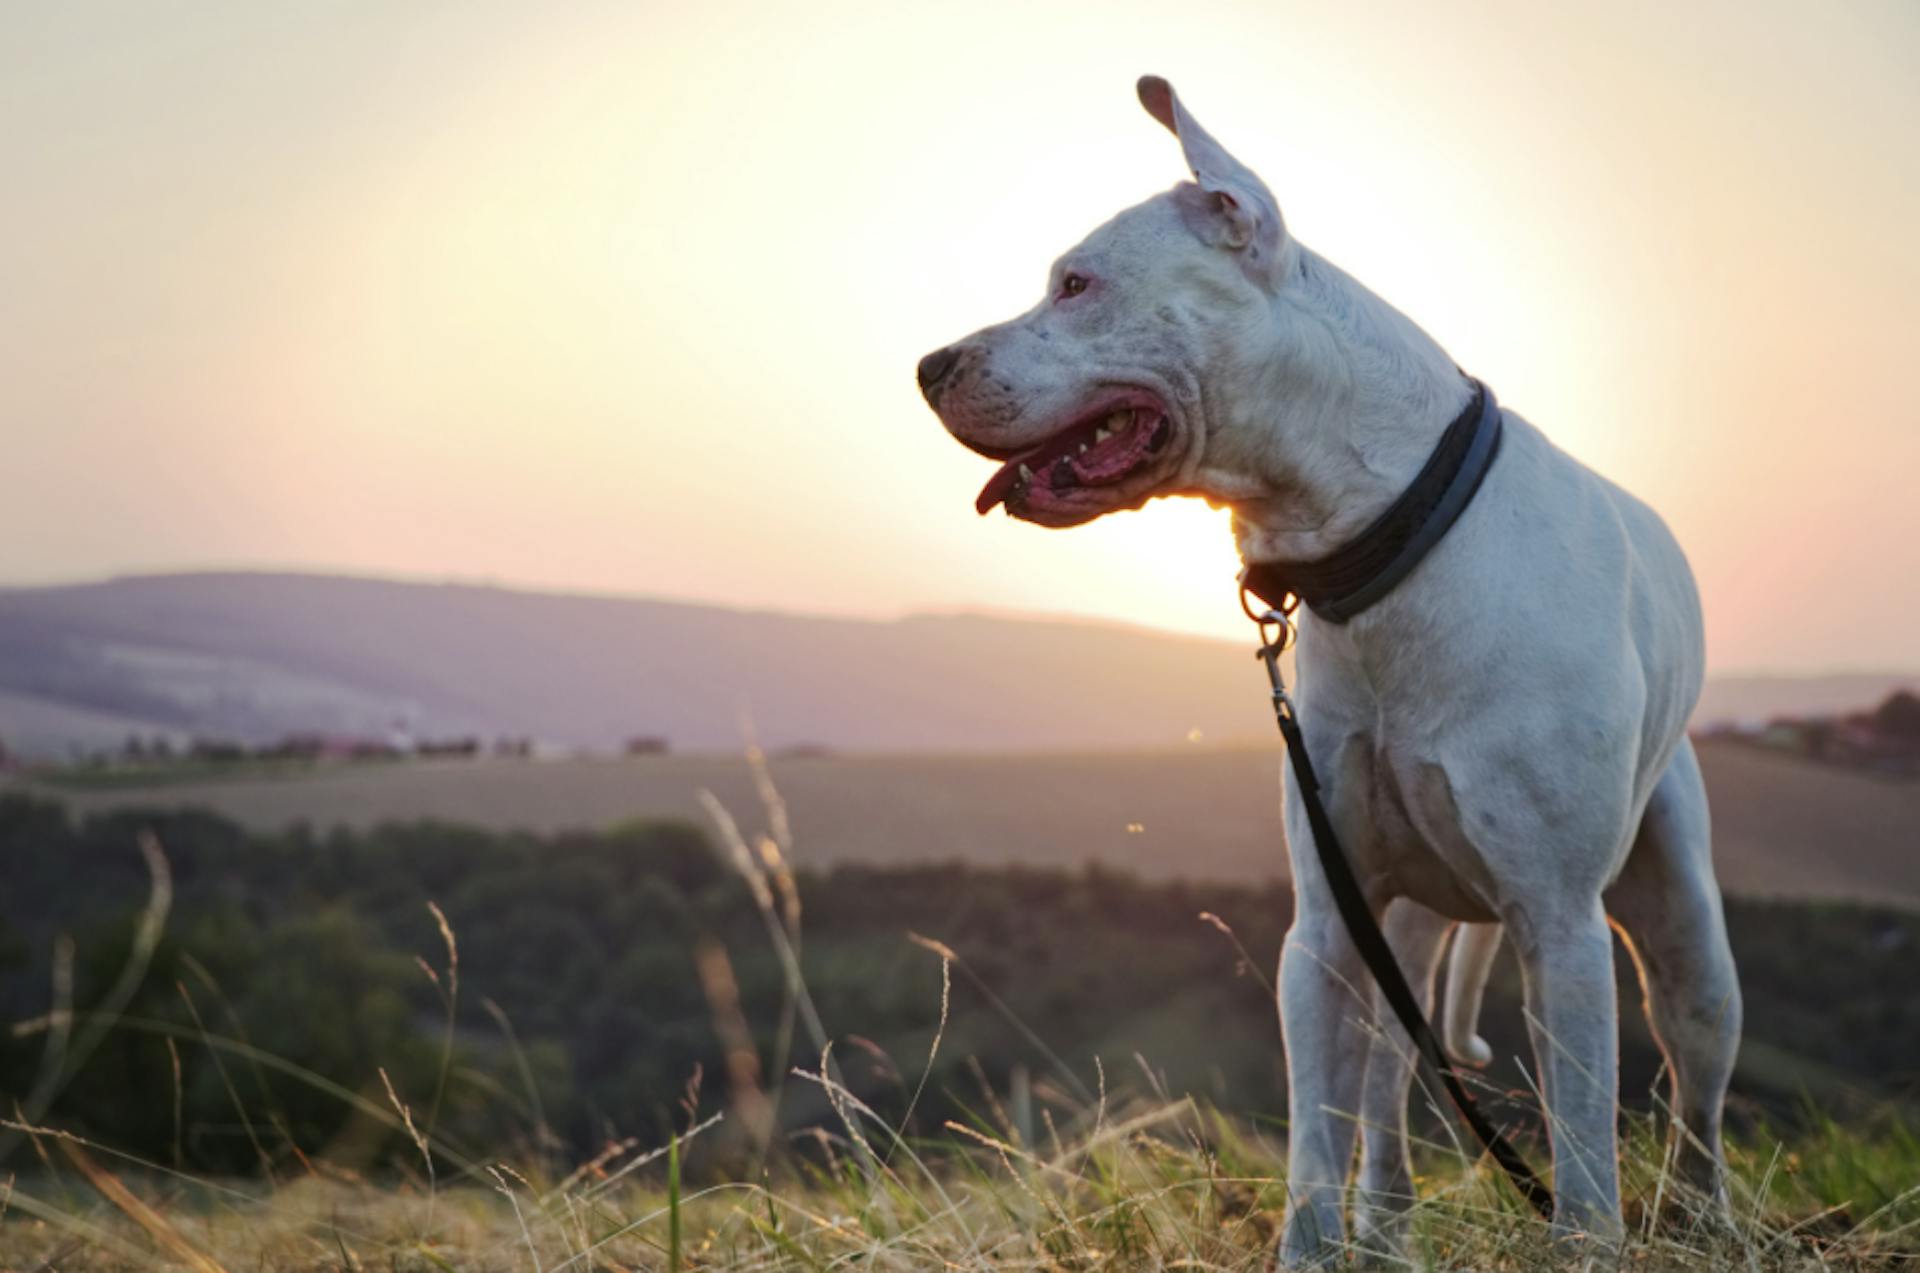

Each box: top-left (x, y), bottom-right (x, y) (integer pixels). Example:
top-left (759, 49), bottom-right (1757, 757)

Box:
top-left (918, 77), bottom-right (1741, 1263)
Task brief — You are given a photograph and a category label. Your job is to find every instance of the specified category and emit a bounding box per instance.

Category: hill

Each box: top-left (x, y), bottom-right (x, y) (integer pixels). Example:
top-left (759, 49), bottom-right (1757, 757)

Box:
top-left (0, 572), bottom-right (1267, 755)
top-left (0, 571), bottom-right (1913, 756)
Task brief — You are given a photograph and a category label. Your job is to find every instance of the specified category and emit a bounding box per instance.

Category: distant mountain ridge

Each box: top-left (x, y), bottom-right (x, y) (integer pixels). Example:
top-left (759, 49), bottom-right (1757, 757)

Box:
top-left (0, 573), bottom-right (1270, 755)
top-left (0, 572), bottom-right (1910, 756)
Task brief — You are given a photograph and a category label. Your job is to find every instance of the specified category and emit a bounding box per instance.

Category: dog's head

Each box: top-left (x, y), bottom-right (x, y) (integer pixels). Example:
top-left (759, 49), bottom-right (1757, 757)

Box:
top-left (918, 76), bottom-right (1292, 528)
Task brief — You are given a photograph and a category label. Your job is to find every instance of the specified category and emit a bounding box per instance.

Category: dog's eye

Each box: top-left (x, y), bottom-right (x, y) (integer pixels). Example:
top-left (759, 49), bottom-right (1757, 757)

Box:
top-left (1060, 273), bottom-right (1089, 298)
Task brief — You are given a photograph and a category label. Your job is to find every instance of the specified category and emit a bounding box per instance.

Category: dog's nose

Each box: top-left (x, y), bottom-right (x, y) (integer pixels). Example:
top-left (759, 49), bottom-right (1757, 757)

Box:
top-left (916, 346), bottom-right (961, 403)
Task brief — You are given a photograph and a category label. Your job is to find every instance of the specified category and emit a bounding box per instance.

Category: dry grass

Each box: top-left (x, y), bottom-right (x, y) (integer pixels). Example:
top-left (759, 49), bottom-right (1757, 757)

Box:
top-left (2, 1095), bottom-right (1917, 1271)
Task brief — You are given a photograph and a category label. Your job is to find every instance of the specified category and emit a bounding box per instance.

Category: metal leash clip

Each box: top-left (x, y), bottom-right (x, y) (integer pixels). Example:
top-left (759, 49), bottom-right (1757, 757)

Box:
top-left (1253, 622), bottom-right (1293, 720)
top-left (1239, 578), bottom-right (1299, 716)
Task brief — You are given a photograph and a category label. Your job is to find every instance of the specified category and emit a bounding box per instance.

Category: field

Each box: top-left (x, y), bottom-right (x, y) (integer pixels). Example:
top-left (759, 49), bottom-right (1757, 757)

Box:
top-left (5, 742), bottom-right (1918, 1269)
top-left (21, 738), bottom-right (1920, 902)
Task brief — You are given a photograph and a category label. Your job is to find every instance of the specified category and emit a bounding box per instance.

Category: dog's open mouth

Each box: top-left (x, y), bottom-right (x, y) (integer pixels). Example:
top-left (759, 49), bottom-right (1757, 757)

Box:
top-left (973, 396), bottom-right (1174, 518)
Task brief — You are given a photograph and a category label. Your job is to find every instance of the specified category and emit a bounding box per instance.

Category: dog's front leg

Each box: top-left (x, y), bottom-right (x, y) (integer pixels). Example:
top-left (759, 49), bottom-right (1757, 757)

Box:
top-left (1279, 909), bottom-right (1371, 1264)
top-left (1511, 895), bottom-right (1625, 1248)
top-left (1277, 839), bottom-right (1375, 1266)
top-left (1353, 900), bottom-right (1454, 1258)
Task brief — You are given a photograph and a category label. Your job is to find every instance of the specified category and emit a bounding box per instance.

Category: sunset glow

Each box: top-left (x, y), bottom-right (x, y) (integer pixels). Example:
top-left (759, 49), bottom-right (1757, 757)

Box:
top-left (3, 0), bottom-right (1916, 670)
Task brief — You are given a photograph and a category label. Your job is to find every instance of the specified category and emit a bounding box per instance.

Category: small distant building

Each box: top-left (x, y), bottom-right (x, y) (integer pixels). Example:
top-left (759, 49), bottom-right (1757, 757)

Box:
top-left (625, 736), bottom-right (671, 756)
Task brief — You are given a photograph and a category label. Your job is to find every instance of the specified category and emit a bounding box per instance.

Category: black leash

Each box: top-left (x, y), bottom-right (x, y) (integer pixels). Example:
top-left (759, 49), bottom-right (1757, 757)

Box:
top-left (1249, 602), bottom-right (1553, 1219)
top-left (1235, 377), bottom-right (1550, 1215)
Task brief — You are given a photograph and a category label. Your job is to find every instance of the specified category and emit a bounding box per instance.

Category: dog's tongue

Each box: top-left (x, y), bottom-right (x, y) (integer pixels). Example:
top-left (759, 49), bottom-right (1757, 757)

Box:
top-left (973, 409), bottom-right (1167, 514)
top-left (976, 463), bottom-right (1022, 515)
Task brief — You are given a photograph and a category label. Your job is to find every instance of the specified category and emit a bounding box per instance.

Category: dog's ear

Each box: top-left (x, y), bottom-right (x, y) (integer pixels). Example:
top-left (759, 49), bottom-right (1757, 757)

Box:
top-left (1136, 76), bottom-right (1285, 283)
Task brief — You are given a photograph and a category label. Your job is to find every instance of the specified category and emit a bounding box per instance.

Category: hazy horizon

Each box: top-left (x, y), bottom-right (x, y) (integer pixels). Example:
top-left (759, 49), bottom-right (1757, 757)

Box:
top-left (8, 564), bottom-right (1920, 683)
top-left (5, 1), bottom-right (1917, 673)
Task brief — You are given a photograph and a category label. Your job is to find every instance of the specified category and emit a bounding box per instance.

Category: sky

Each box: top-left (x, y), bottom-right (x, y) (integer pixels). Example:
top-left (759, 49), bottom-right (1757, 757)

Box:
top-left (2, 0), bottom-right (1916, 672)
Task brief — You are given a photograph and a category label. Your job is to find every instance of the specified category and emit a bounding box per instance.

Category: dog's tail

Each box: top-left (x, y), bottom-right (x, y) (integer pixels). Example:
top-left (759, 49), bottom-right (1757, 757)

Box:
top-left (1443, 922), bottom-right (1500, 1067)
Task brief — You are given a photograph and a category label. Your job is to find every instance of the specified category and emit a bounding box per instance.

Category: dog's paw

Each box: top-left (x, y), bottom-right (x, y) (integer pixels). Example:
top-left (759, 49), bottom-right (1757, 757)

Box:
top-left (1452, 1032), bottom-right (1493, 1067)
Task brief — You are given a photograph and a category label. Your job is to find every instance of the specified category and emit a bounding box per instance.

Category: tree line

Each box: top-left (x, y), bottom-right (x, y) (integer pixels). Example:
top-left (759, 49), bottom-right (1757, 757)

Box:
top-left (0, 794), bottom-right (1913, 1179)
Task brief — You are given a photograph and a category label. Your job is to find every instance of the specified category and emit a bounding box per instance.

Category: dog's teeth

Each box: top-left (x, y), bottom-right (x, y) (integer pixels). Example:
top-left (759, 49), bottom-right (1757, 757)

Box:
top-left (1105, 410), bottom-right (1129, 430)
top-left (1018, 463), bottom-right (1032, 481)
top-left (1091, 427), bottom-right (1110, 445)
top-left (1078, 441), bottom-right (1090, 454)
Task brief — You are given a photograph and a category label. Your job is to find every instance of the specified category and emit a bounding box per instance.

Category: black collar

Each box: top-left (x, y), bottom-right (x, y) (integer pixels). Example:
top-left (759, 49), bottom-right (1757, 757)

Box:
top-left (1239, 379), bottom-right (1504, 624)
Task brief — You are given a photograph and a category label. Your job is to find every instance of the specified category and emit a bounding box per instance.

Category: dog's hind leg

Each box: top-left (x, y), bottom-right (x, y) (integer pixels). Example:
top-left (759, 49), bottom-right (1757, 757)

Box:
top-left (1352, 899), bottom-right (1454, 1258)
top-left (1604, 737), bottom-right (1740, 1212)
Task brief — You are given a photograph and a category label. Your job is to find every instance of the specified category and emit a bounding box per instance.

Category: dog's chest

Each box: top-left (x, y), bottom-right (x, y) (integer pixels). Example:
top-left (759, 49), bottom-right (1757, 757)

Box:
top-left (1334, 730), bottom-right (1499, 921)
